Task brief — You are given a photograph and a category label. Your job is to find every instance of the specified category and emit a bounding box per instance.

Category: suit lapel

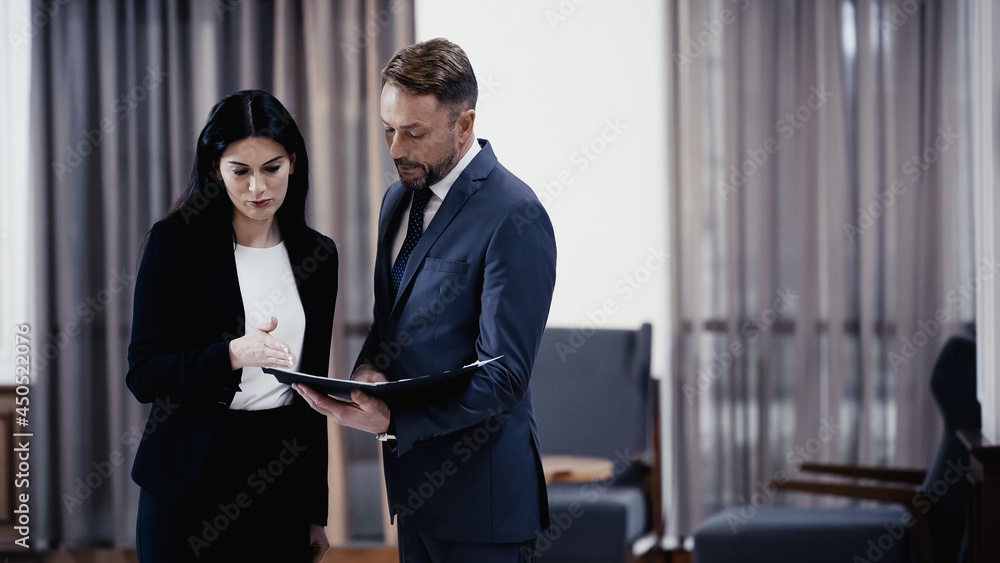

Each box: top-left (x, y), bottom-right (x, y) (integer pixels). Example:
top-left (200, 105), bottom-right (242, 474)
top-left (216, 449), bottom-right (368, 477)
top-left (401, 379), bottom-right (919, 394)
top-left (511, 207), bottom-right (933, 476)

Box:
top-left (391, 178), bottom-right (472, 313)
top-left (283, 227), bottom-right (326, 371)
top-left (198, 233), bottom-right (246, 342)
top-left (375, 139), bottom-right (497, 320)
top-left (283, 227), bottom-right (312, 308)
top-left (389, 140), bottom-right (498, 316)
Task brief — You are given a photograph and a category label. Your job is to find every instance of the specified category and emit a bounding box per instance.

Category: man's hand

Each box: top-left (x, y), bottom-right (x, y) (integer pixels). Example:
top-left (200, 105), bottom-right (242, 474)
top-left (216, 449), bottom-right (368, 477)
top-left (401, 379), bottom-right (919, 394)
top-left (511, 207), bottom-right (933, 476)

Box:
top-left (294, 384), bottom-right (391, 435)
top-left (310, 524), bottom-right (330, 563)
top-left (352, 363), bottom-right (389, 383)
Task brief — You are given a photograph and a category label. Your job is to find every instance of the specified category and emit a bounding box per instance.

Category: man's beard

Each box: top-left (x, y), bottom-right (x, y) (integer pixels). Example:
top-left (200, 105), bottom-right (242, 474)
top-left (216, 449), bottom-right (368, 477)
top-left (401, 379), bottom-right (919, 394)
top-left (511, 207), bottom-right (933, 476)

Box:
top-left (395, 147), bottom-right (459, 191)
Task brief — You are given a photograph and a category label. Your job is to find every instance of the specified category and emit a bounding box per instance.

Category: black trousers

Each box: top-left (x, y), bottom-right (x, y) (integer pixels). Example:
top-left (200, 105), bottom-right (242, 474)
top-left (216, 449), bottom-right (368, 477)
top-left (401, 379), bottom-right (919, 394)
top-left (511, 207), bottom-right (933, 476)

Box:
top-left (397, 520), bottom-right (537, 563)
top-left (136, 404), bottom-right (314, 563)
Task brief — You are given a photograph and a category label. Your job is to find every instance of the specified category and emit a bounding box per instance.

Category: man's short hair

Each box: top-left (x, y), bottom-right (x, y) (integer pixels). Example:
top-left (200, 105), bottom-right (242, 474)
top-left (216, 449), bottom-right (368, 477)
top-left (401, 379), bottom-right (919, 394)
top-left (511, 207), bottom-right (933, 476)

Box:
top-left (381, 37), bottom-right (478, 123)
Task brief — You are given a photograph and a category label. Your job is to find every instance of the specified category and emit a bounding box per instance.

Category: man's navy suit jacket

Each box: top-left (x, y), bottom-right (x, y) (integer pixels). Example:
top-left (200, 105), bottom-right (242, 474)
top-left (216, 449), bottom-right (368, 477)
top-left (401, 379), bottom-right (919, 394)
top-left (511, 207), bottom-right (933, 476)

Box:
top-left (356, 139), bottom-right (557, 544)
top-left (126, 214), bottom-right (337, 525)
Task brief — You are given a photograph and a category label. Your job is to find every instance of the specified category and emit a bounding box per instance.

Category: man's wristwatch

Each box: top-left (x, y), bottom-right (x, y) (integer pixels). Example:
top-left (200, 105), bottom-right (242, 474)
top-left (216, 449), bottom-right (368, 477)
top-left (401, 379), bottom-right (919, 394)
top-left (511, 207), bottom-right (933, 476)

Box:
top-left (376, 432), bottom-right (396, 442)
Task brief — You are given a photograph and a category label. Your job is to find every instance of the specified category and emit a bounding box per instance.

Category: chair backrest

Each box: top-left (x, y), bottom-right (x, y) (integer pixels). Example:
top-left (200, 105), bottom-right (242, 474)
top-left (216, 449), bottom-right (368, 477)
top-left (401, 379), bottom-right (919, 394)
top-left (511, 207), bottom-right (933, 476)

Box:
top-left (924, 334), bottom-right (978, 563)
top-left (530, 324), bottom-right (653, 461)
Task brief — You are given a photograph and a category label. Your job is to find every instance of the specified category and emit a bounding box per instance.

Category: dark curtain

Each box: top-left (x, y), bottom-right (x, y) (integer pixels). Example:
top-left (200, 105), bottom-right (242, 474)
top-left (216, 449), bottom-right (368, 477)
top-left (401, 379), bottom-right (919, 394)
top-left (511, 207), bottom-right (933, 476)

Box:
top-left (666, 0), bottom-right (976, 536)
top-left (30, 0), bottom-right (412, 548)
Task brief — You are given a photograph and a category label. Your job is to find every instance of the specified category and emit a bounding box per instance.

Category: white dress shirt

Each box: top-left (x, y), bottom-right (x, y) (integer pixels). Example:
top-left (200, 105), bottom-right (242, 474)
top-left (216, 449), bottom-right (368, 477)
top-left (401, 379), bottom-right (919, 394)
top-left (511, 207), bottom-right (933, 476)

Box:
top-left (229, 241), bottom-right (306, 410)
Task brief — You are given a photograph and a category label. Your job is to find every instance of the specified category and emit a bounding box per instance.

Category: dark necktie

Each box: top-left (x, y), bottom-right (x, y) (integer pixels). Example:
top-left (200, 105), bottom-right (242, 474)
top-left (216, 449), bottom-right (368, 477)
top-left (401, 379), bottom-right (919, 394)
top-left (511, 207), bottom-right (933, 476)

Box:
top-left (391, 188), bottom-right (432, 297)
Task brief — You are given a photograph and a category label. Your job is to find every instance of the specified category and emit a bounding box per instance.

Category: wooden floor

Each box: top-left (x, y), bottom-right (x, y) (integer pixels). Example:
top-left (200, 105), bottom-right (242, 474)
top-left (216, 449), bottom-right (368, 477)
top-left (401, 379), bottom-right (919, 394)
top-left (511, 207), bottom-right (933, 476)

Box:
top-left (4, 549), bottom-right (138, 563)
top-left (0, 547), bottom-right (400, 563)
top-left (0, 546), bottom-right (691, 562)
top-left (325, 546), bottom-right (398, 562)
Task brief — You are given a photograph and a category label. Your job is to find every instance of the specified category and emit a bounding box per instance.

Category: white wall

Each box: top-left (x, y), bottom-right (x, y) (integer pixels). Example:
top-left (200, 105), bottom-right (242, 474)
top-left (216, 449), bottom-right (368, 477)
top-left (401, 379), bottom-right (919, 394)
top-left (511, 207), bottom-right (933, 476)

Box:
top-left (972, 0), bottom-right (999, 443)
top-left (413, 0), bottom-right (671, 378)
top-left (0, 1), bottom-right (34, 385)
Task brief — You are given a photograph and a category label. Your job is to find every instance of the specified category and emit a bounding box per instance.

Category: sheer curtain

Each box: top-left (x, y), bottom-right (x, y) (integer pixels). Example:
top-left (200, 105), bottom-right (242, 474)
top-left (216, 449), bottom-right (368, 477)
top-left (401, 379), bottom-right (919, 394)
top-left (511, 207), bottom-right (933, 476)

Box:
top-left (29, 0), bottom-right (412, 547)
top-left (665, 0), bottom-right (976, 537)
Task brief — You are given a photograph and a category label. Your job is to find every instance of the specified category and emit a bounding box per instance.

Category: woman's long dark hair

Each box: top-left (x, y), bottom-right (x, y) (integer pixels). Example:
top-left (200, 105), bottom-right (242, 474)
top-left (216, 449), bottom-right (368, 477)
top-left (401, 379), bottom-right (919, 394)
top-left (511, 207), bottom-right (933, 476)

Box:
top-left (167, 90), bottom-right (310, 238)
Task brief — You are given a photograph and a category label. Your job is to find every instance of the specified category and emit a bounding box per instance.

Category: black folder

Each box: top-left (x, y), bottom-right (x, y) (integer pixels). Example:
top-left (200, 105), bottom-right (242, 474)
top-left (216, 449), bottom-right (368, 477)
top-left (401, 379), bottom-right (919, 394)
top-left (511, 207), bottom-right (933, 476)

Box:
top-left (264, 355), bottom-right (502, 403)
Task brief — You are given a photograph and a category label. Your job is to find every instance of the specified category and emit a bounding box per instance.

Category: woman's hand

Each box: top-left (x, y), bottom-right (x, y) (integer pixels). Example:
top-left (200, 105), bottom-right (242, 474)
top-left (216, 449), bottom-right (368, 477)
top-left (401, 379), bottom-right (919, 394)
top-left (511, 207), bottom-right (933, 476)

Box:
top-left (310, 524), bottom-right (330, 562)
top-left (228, 316), bottom-right (296, 370)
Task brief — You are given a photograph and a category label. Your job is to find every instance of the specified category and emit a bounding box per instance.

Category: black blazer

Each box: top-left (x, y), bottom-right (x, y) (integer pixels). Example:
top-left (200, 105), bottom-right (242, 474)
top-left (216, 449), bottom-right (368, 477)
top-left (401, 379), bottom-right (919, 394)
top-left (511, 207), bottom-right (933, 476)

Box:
top-left (126, 214), bottom-right (337, 524)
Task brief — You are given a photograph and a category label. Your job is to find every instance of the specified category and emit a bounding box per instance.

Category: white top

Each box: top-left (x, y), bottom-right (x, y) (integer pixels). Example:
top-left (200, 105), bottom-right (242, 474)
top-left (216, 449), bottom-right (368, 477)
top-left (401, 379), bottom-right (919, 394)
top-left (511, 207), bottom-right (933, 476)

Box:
top-left (392, 140), bottom-right (482, 261)
top-left (229, 241), bottom-right (306, 410)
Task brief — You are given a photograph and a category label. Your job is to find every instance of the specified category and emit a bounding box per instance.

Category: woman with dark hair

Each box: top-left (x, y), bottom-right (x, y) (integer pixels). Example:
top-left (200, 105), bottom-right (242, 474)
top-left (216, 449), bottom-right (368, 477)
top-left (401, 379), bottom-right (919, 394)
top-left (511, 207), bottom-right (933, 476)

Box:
top-left (126, 90), bottom-right (335, 562)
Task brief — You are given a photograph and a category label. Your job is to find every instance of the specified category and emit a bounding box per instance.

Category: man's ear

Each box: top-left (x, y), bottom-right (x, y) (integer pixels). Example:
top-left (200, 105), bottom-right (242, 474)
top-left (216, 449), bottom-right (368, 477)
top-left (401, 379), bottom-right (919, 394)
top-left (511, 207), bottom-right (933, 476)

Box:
top-left (456, 108), bottom-right (476, 145)
top-left (288, 153), bottom-right (296, 175)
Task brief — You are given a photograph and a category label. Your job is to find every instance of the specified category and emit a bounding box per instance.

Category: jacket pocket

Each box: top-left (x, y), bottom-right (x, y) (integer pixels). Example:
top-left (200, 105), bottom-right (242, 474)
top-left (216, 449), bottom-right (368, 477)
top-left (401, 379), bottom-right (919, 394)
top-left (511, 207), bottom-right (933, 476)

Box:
top-left (423, 258), bottom-right (470, 274)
